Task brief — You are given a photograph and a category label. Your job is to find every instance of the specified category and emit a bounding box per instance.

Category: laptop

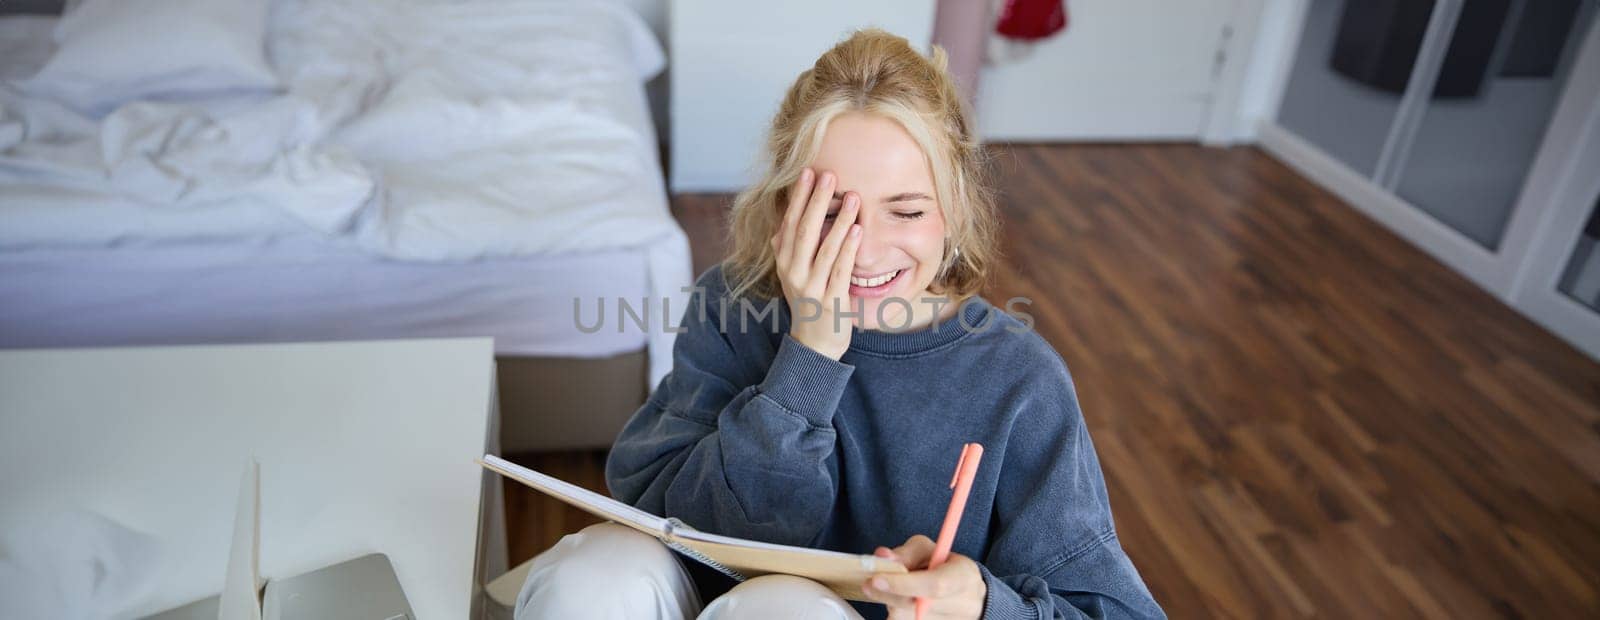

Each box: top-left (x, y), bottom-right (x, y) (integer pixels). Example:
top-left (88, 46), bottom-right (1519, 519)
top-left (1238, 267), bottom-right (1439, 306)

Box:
top-left (147, 553), bottom-right (414, 620)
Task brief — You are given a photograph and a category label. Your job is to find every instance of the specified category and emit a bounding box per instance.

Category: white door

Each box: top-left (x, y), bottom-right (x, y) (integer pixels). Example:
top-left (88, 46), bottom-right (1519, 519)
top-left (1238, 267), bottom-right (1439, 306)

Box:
top-left (976, 0), bottom-right (1240, 141)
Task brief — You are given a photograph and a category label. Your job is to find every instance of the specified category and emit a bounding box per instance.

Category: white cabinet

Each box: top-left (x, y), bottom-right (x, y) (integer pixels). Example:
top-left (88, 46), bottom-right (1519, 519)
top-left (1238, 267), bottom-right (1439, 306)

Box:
top-left (0, 339), bottom-right (501, 618)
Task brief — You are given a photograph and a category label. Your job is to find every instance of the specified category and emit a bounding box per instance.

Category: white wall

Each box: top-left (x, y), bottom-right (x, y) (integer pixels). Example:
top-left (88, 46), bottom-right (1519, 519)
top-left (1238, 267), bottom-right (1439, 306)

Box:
top-left (1233, 0), bottom-right (1311, 142)
top-left (669, 0), bottom-right (937, 192)
top-left (666, 0), bottom-right (1303, 191)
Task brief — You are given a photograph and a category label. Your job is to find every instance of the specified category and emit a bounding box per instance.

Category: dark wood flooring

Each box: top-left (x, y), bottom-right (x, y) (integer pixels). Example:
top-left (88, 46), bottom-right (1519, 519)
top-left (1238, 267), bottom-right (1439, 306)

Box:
top-left (506, 143), bottom-right (1600, 618)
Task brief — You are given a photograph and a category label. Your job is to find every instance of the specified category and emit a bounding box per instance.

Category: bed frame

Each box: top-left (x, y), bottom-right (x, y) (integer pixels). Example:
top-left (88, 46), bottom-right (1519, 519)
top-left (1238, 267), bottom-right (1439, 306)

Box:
top-left (498, 351), bottom-right (648, 452)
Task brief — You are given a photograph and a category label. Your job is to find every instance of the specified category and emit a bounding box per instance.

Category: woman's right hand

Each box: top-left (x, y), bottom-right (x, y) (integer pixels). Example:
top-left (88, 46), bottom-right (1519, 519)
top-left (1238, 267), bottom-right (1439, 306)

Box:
top-left (771, 168), bottom-right (862, 361)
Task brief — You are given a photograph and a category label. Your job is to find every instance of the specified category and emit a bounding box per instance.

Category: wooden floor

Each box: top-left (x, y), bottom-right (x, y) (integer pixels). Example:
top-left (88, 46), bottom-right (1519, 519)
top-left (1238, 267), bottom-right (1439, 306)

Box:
top-left (505, 143), bottom-right (1600, 618)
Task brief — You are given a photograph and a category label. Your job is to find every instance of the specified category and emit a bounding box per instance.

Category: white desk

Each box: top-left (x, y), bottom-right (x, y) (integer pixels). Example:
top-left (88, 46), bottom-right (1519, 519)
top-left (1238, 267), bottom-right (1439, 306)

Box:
top-left (0, 339), bottom-right (503, 619)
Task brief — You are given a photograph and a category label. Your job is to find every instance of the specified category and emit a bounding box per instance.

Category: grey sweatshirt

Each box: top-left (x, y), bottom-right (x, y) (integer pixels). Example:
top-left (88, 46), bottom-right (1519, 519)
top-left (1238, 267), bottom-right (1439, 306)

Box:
top-left (606, 266), bottom-right (1165, 619)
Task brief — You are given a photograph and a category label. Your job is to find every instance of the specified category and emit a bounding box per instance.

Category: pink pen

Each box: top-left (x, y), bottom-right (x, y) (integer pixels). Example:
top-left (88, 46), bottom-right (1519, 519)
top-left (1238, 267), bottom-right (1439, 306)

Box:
top-left (917, 442), bottom-right (984, 620)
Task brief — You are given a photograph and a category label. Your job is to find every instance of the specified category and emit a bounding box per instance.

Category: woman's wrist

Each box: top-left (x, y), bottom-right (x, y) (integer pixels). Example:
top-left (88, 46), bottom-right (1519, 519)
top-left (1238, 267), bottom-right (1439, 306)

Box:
top-left (757, 336), bottom-right (855, 424)
top-left (790, 330), bottom-right (848, 360)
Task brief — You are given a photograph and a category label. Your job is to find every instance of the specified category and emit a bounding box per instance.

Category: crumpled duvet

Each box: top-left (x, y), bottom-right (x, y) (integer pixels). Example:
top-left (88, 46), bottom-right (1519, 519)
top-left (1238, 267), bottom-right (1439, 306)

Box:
top-left (0, 0), bottom-right (677, 262)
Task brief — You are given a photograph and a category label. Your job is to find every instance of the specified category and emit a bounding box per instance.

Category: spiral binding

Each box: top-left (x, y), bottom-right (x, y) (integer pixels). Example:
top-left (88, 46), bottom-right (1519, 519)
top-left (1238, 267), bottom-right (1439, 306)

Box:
top-left (661, 517), bottom-right (747, 582)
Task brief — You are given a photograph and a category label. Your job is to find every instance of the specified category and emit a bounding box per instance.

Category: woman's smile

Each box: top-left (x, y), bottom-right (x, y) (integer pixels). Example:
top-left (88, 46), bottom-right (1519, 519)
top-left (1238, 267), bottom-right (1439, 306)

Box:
top-left (848, 268), bottom-right (906, 297)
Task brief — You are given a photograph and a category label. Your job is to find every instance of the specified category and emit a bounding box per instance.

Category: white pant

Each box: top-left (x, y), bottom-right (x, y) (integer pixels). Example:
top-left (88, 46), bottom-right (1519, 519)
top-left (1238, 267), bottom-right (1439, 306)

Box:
top-left (515, 523), bottom-right (865, 620)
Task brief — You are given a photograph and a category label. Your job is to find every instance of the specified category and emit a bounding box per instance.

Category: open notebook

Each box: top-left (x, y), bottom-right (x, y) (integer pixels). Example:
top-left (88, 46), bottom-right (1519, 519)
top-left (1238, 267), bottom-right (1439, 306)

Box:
top-left (479, 454), bottom-right (906, 601)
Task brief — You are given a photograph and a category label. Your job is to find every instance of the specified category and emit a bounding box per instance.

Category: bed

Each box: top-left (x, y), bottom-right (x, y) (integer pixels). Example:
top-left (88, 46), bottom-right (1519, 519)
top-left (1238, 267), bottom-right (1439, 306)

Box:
top-left (0, 0), bottom-right (690, 452)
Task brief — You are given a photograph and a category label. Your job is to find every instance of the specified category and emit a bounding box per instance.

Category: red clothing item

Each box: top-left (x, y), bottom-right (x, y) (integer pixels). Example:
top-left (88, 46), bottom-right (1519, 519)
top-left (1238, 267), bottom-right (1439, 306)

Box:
top-left (995, 0), bottom-right (1068, 40)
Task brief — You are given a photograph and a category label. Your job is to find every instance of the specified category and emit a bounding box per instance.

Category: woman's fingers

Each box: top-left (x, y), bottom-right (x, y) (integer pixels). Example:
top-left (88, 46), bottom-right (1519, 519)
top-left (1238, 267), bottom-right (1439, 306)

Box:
top-left (778, 168), bottom-right (814, 273)
top-left (861, 575), bottom-right (917, 609)
top-left (789, 171), bottom-right (837, 277)
top-left (825, 221), bottom-right (862, 308)
top-left (892, 535), bottom-right (938, 570)
top-left (810, 192), bottom-right (858, 283)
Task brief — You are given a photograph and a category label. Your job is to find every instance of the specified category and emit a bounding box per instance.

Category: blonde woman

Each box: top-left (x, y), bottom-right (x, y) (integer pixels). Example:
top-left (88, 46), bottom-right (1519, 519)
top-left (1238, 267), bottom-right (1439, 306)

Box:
top-left (516, 29), bottom-right (1164, 620)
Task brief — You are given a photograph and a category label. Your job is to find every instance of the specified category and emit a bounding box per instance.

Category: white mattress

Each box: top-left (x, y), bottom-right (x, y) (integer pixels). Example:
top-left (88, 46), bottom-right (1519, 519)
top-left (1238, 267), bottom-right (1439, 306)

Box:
top-left (0, 5), bottom-right (690, 388)
top-left (0, 238), bottom-right (663, 360)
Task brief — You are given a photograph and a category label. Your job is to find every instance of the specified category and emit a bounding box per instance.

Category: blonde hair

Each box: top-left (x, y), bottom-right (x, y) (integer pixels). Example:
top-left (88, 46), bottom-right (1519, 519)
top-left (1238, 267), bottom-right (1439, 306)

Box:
top-left (722, 28), bottom-right (998, 302)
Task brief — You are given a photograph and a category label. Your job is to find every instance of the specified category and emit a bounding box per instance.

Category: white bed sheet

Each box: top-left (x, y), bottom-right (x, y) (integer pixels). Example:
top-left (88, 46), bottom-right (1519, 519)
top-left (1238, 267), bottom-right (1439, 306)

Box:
top-left (0, 0), bottom-right (681, 261)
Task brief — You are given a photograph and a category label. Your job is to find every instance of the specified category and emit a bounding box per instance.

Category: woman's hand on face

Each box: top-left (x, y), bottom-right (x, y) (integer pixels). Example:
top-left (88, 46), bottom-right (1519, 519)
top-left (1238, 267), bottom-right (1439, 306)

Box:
top-left (772, 168), bottom-right (861, 361)
top-left (861, 535), bottom-right (987, 619)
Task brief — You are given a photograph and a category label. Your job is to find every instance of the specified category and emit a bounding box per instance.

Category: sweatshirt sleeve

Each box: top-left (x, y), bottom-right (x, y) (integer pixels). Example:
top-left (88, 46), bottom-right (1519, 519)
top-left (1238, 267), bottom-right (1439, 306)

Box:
top-left (605, 277), bottom-right (851, 547)
top-left (978, 364), bottom-right (1166, 620)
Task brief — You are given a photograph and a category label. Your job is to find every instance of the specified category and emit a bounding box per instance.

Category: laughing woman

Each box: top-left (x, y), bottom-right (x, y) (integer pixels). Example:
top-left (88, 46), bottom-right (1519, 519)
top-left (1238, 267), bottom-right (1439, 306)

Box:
top-left (515, 29), bottom-right (1164, 620)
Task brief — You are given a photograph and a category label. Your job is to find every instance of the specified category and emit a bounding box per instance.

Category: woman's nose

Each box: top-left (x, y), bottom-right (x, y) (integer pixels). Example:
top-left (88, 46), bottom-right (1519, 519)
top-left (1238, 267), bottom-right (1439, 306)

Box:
top-left (851, 217), bottom-right (884, 264)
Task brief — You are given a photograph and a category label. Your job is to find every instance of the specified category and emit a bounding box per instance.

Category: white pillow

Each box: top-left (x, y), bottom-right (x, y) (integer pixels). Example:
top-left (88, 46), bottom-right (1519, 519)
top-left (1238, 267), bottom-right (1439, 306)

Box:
top-left (20, 0), bottom-right (278, 115)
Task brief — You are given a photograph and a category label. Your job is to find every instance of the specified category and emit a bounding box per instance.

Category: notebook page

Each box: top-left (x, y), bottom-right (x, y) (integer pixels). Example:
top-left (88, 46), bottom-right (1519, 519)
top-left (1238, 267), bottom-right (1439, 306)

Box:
top-left (669, 534), bottom-right (908, 602)
top-left (480, 455), bottom-right (665, 532)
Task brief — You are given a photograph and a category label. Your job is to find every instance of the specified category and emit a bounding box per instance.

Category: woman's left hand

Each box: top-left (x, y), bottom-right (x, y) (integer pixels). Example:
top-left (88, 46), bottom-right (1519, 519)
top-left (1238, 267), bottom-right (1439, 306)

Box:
top-left (861, 534), bottom-right (986, 619)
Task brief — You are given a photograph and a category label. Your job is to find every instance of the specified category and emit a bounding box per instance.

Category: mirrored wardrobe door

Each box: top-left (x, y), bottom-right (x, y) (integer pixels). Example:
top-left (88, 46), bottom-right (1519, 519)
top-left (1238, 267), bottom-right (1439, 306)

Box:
top-left (1276, 0), bottom-right (1437, 177)
top-left (1522, 178), bottom-right (1600, 360)
top-left (1389, 1), bottom-right (1599, 250)
top-left (1558, 196), bottom-right (1600, 314)
top-left (1509, 15), bottom-right (1600, 361)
